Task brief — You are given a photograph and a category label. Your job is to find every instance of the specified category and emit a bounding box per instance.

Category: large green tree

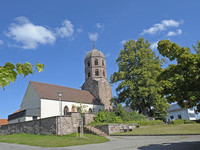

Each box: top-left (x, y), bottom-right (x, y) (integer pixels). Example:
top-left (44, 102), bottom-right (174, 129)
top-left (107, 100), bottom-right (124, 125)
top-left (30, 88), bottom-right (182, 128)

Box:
top-left (157, 40), bottom-right (200, 111)
top-left (111, 38), bottom-right (168, 118)
top-left (0, 62), bottom-right (44, 89)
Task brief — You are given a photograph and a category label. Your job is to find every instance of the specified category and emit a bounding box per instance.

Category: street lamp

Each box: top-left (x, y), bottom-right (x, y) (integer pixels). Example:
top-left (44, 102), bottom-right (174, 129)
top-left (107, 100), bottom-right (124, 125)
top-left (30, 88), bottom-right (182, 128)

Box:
top-left (57, 91), bottom-right (62, 136)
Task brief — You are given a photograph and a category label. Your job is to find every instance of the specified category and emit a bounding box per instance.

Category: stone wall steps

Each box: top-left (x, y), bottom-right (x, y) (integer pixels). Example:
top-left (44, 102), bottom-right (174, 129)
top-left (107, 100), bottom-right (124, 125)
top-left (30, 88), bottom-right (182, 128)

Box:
top-left (84, 126), bottom-right (108, 137)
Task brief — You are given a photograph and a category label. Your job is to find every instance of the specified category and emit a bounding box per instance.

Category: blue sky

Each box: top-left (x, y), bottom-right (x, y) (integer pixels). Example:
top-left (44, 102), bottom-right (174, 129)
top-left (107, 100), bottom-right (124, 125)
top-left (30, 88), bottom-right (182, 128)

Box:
top-left (0, 0), bottom-right (200, 119)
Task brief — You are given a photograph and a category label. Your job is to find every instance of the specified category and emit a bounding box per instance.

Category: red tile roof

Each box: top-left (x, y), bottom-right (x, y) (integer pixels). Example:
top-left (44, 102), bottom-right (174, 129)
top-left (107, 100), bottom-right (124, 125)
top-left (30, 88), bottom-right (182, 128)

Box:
top-left (0, 119), bottom-right (8, 125)
top-left (30, 81), bottom-right (102, 105)
top-left (12, 109), bottom-right (21, 115)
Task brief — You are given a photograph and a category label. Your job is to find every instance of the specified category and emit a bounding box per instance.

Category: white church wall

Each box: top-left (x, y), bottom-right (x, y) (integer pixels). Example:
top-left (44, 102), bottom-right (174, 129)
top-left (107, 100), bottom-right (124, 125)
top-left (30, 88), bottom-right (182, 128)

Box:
top-left (40, 99), bottom-right (104, 119)
top-left (20, 83), bottom-right (41, 117)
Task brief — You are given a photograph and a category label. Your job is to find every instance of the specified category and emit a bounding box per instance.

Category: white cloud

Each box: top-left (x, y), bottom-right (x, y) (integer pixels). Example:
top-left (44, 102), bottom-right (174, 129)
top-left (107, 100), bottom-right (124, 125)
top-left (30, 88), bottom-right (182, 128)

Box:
top-left (150, 41), bottom-right (158, 50)
top-left (96, 23), bottom-right (104, 30)
top-left (6, 16), bottom-right (56, 49)
top-left (88, 33), bottom-right (98, 41)
top-left (120, 40), bottom-right (127, 45)
top-left (167, 29), bottom-right (182, 36)
top-left (140, 19), bottom-right (183, 35)
top-left (0, 40), bottom-right (3, 46)
top-left (77, 28), bottom-right (83, 33)
top-left (105, 53), bottom-right (110, 57)
top-left (56, 20), bottom-right (74, 38)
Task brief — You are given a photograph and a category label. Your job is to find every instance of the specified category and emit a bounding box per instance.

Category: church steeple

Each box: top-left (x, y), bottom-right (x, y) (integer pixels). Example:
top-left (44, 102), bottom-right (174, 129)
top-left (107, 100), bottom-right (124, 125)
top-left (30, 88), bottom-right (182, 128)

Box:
top-left (82, 46), bottom-right (113, 110)
top-left (84, 46), bottom-right (107, 80)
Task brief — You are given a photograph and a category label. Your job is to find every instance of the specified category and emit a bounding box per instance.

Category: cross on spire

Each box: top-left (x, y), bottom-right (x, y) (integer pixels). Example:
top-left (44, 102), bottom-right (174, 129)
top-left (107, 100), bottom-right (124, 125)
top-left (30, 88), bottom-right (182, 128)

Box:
top-left (93, 41), bottom-right (95, 49)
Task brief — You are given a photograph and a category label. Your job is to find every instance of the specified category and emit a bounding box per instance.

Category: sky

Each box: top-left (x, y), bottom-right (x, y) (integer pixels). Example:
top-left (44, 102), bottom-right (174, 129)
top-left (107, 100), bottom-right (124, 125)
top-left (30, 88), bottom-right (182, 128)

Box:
top-left (0, 0), bottom-right (200, 119)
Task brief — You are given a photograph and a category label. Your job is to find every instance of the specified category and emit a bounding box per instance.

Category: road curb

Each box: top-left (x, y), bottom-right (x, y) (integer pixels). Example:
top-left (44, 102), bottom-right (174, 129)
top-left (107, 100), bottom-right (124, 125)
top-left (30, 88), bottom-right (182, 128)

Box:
top-left (110, 134), bottom-right (200, 136)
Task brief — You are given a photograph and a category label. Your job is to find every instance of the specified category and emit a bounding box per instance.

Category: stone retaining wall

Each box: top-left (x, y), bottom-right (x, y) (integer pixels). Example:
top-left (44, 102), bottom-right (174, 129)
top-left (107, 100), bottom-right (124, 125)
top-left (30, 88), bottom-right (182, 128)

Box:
top-left (0, 117), bottom-right (57, 135)
top-left (95, 123), bottom-right (136, 134)
top-left (0, 113), bottom-right (85, 135)
top-left (84, 113), bottom-right (95, 125)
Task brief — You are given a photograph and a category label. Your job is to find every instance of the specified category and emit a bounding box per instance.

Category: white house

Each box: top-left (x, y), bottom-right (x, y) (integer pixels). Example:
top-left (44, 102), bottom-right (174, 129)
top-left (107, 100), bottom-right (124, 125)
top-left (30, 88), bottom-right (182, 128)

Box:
top-left (8, 47), bottom-right (113, 124)
top-left (166, 104), bottom-right (197, 122)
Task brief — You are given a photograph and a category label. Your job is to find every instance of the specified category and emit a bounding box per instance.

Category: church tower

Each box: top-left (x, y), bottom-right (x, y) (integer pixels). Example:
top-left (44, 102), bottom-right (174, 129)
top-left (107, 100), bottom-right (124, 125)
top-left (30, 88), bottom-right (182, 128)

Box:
top-left (82, 45), bottom-right (113, 110)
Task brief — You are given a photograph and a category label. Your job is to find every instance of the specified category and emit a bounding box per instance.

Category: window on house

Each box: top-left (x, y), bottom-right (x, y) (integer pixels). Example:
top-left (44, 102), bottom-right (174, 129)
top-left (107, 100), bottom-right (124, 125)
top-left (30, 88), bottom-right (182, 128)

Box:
top-left (64, 106), bottom-right (69, 115)
top-left (33, 116), bottom-right (37, 120)
top-left (87, 61), bottom-right (90, 67)
top-left (95, 69), bottom-right (99, 76)
top-left (89, 108), bottom-right (93, 113)
top-left (170, 116), bottom-right (174, 120)
top-left (178, 114), bottom-right (182, 119)
top-left (88, 72), bottom-right (91, 78)
top-left (95, 59), bottom-right (98, 65)
top-left (102, 60), bottom-right (104, 66)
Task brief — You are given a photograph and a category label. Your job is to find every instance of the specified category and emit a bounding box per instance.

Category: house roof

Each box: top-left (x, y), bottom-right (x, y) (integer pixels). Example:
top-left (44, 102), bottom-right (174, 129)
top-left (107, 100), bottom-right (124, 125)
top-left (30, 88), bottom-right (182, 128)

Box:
top-left (0, 119), bottom-right (8, 125)
top-left (12, 109), bottom-right (21, 114)
top-left (168, 103), bottom-right (189, 112)
top-left (30, 81), bottom-right (102, 105)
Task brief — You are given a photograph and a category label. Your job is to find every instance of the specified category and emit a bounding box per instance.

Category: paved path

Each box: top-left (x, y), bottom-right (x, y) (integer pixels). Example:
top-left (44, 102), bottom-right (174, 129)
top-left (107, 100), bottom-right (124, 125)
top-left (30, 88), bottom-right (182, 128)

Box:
top-left (0, 135), bottom-right (200, 150)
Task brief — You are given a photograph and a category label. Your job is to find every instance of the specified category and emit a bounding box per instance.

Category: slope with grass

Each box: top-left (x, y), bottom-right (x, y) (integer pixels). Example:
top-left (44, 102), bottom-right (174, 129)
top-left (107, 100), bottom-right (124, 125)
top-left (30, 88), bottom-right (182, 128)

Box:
top-left (111, 124), bottom-right (200, 135)
top-left (0, 133), bottom-right (109, 147)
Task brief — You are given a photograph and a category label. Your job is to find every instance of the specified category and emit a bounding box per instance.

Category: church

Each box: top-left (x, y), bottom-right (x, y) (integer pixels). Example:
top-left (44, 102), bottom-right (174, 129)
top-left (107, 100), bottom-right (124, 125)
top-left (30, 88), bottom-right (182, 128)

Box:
top-left (8, 46), bottom-right (113, 124)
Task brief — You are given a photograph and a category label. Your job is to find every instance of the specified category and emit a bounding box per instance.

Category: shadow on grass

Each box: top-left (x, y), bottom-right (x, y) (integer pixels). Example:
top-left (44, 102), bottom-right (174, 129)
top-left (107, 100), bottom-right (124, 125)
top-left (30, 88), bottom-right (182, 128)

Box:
top-left (138, 141), bottom-right (200, 150)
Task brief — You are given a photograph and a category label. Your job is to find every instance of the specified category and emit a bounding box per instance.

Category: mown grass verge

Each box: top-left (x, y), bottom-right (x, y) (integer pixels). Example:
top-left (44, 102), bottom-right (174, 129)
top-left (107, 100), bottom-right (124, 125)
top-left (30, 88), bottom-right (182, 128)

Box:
top-left (111, 124), bottom-right (200, 135)
top-left (0, 133), bottom-right (109, 147)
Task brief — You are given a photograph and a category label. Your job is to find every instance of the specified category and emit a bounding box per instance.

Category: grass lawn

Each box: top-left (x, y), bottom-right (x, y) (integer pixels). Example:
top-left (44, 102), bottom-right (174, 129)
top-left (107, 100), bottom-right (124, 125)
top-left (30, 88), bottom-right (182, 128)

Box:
top-left (0, 133), bottom-right (109, 147)
top-left (111, 124), bottom-right (200, 135)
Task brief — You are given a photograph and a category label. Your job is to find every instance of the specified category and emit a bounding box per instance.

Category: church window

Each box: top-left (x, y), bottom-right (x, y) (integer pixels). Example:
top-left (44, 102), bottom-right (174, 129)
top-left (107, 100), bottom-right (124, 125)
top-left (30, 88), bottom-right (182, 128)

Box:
top-left (64, 106), bottom-right (69, 115)
top-left (95, 69), bottom-right (99, 76)
top-left (89, 108), bottom-right (93, 113)
top-left (103, 70), bottom-right (105, 77)
top-left (88, 72), bottom-right (91, 78)
top-left (102, 60), bottom-right (104, 66)
top-left (95, 59), bottom-right (98, 65)
top-left (87, 61), bottom-right (90, 67)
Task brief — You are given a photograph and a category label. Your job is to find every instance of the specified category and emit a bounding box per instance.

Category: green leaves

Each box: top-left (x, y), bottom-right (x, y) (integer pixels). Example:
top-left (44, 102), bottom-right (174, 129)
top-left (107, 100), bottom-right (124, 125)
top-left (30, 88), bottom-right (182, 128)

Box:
top-left (36, 62), bottom-right (45, 72)
top-left (0, 62), bottom-right (44, 89)
top-left (111, 38), bottom-right (168, 118)
top-left (157, 40), bottom-right (200, 111)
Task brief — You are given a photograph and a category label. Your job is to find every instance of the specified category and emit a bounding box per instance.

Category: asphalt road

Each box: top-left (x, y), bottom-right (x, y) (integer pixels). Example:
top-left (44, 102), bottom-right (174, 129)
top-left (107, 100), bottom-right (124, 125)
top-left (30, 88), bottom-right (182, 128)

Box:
top-left (0, 135), bottom-right (200, 150)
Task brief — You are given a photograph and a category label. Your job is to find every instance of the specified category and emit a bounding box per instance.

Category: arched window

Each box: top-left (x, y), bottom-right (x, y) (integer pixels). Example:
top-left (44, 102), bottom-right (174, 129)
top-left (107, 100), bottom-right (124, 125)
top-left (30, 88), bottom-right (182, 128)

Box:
top-left (102, 60), bottom-right (104, 66)
top-left (95, 59), bottom-right (98, 65)
top-left (89, 108), bottom-right (93, 113)
top-left (103, 70), bottom-right (105, 77)
top-left (95, 69), bottom-right (99, 76)
top-left (87, 61), bottom-right (90, 67)
top-left (88, 72), bottom-right (91, 78)
top-left (64, 106), bottom-right (69, 115)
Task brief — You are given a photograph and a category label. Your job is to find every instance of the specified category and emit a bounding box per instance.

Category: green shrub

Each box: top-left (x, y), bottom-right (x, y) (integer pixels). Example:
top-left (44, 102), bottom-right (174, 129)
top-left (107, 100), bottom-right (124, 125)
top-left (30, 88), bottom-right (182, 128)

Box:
top-left (184, 120), bottom-right (196, 124)
top-left (171, 119), bottom-right (196, 125)
top-left (114, 104), bottom-right (147, 122)
top-left (93, 111), bottom-right (123, 123)
top-left (122, 111), bottom-right (147, 122)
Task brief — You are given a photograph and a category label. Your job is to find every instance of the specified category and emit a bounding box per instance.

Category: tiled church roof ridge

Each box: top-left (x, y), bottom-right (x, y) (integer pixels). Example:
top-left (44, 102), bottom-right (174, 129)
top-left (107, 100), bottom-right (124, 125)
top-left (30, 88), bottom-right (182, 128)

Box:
top-left (30, 81), bottom-right (102, 105)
